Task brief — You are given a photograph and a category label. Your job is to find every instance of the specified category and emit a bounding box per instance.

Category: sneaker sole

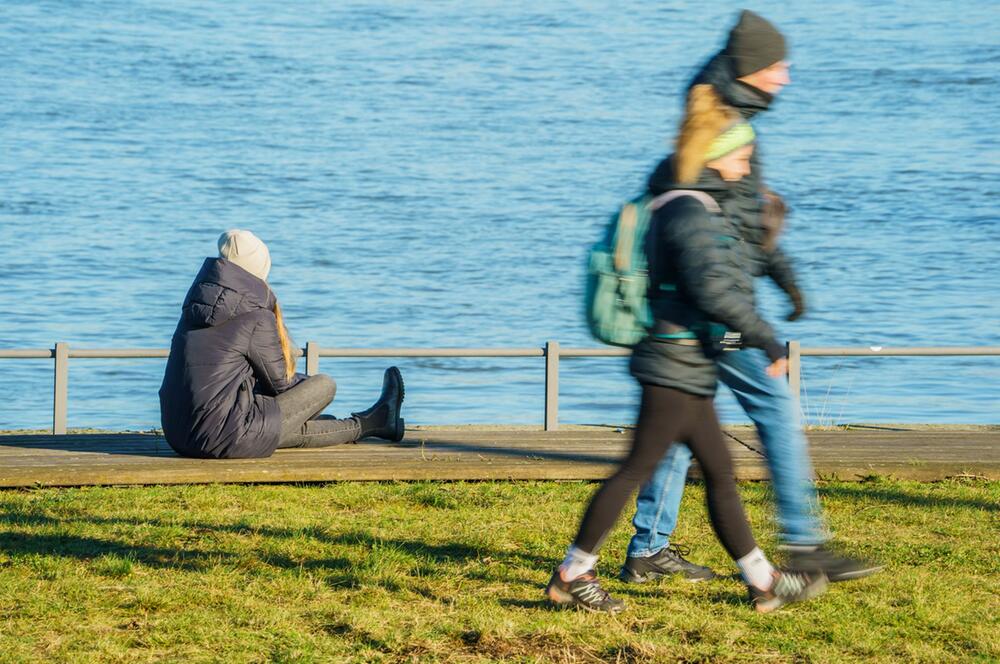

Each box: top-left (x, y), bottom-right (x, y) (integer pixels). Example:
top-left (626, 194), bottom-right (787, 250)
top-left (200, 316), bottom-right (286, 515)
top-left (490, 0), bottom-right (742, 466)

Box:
top-left (545, 585), bottom-right (625, 614)
top-left (828, 564), bottom-right (884, 583)
top-left (754, 576), bottom-right (828, 614)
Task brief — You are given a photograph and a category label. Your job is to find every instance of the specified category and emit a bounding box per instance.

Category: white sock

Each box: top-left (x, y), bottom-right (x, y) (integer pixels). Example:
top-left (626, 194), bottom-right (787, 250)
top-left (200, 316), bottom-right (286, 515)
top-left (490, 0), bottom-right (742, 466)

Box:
top-left (737, 547), bottom-right (776, 591)
top-left (559, 546), bottom-right (598, 581)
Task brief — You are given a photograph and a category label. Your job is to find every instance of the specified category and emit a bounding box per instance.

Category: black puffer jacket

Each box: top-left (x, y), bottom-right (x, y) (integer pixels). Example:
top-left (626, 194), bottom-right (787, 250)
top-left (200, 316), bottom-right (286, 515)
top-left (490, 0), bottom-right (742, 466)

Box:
top-left (159, 258), bottom-right (298, 459)
top-left (630, 166), bottom-right (785, 396)
top-left (657, 52), bottom-right (798, 293)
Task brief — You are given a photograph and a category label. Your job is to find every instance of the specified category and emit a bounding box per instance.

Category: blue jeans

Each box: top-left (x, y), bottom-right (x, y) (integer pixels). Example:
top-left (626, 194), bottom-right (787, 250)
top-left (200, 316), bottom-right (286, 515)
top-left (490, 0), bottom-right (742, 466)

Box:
top-left (626, 348), bottom-right (827, 557)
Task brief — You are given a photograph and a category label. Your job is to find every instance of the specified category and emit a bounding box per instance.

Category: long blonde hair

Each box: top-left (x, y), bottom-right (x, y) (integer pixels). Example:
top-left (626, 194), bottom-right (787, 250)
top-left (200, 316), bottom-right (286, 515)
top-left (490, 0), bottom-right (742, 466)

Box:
top-left (272, 300), bottom-right (297, 380)
top-left (675, 84), bottom-right (739, 184)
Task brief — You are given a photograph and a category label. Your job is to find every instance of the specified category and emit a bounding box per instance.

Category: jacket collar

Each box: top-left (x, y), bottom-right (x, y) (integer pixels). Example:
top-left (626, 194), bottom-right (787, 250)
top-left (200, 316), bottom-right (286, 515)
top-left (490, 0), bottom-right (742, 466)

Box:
top-left (689, 52), bottom-right (773, 120)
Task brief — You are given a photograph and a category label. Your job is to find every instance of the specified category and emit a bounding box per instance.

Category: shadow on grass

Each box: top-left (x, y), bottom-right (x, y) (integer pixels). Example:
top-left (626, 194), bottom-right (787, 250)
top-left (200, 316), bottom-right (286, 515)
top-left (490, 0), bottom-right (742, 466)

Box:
top-left (0, 509), bottom-right (550, 567)
top-left (0, 510), bottom-right (552, 585)
top-left (498, 598), bottom-right (562, 611)
top-left (0, 530), bottom-right (237, 572)
top-left (1, 481), bottom-right (992, 602)
top-left (818, 483), bottom-right (999, 512)
top-left (499, 584), bottom-right (751, 612)
top-left (0, 514), bottom-right (769, 612)
top-left (311, 530), bottom-right (551, 589)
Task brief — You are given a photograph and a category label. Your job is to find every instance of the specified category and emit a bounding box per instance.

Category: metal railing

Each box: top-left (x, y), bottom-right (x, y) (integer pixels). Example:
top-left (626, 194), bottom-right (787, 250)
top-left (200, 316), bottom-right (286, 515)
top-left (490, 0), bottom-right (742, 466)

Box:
top-left (1, 342), bottom-right (998, 434)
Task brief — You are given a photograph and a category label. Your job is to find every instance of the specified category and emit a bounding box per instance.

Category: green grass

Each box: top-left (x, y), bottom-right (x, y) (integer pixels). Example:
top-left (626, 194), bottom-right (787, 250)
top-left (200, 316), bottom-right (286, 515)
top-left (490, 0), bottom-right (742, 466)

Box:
top-left (0, 479), bottom-right (996, 663)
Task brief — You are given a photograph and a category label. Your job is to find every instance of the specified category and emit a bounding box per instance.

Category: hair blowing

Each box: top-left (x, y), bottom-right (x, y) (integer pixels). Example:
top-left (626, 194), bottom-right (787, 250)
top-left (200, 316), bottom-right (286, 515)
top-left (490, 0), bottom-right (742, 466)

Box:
top-left (675, 84), bottom-right (739, 184)
top-left (761, 188), bottom-right (788, 252)
top-left (272, 301), bottom-right (297, 381)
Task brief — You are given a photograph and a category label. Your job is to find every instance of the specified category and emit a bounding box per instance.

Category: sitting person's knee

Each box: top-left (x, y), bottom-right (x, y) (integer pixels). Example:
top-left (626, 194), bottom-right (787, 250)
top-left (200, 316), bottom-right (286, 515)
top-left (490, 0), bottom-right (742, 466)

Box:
top-left (308, 373), bottom-right (337, 400)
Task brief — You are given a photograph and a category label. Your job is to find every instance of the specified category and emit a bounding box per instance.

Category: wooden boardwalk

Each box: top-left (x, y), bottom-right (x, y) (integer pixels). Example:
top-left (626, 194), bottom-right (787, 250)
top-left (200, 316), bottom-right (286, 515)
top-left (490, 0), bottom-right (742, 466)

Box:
top-left (0, 425), bottom-right (997, 487)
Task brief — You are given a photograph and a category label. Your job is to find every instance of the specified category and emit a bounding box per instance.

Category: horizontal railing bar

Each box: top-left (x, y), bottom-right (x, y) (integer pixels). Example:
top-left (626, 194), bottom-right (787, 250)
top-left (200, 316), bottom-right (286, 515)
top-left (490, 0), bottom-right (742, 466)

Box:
top-left (4, 342), bottom-right (998, 434)
top-left (314, 348), bottom-right (545, 358)
top-left (0, 349), bottom-right (53, 359)
top-left (0, 346), bottom-right (998, 360)
top-left (800, 347), bottom-right (1000, 357)
top-left (561, 348), bottom-right (631, 357)
top-left (69, 349), bottom-right (170, 359)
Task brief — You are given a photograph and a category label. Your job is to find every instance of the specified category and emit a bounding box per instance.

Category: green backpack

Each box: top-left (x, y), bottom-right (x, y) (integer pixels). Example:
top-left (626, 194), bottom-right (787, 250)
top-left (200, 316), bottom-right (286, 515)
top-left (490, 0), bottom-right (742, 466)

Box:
top-left (585, 190), bottom-right (721, 347)
top-left (585, 194), bottom-right (655, 347)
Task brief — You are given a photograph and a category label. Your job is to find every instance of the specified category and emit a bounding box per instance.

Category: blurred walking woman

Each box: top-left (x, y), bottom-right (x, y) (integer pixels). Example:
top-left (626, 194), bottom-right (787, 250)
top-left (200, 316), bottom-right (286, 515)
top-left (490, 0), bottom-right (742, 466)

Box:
top-left (545, 86), bottom-right (826, 614)
top-left (159, 230), bottom-right (404, 459)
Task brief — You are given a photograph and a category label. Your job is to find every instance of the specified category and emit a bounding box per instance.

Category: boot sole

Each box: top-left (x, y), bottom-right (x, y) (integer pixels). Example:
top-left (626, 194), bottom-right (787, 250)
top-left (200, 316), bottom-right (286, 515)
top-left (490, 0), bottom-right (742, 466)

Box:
top-left (388, 367), bottom-right (405, 442)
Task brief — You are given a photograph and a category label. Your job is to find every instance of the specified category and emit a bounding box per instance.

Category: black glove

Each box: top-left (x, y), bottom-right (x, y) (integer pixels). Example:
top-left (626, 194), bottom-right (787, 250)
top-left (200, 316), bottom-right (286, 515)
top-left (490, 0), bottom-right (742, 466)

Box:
top-left (765, 339), bottom-right (789, 363)
top-left (786, 286), bottom-right (806, 322)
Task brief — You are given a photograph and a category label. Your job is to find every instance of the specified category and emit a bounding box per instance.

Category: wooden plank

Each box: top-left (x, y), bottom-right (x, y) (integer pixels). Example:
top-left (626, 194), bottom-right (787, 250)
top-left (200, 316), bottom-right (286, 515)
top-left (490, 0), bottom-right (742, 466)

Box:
top-left (0, 427), bottom-right (995, 487)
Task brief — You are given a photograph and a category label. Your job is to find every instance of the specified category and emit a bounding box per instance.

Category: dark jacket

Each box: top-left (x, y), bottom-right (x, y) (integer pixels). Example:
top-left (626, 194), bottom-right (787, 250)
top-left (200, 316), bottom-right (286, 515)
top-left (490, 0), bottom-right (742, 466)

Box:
top-left (630, 166), bottom-right (785, 396)
top-left (159, 258), bottom-right (297, 459)
top-left (655, 52), bottom-right (799, 294)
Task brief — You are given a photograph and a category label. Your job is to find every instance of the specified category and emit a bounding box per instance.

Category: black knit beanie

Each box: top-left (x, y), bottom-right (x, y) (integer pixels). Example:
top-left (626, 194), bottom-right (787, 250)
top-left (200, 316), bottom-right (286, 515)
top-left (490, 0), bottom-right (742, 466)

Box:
top-left (724, 10), bottom-right (787, 77)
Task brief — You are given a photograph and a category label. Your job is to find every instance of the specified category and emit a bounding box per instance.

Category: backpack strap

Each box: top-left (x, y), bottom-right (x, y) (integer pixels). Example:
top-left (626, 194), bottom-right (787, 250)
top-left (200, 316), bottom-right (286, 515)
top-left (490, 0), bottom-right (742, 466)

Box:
top-left (613, 201), bottom-right (640, 272)
top-left (647, 189), bottom-right (721, 214)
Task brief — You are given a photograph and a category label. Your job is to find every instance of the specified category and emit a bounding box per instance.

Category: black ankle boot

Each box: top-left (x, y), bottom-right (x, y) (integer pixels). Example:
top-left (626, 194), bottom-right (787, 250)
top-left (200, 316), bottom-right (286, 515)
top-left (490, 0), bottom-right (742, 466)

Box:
top-left (351, 367), bottom-right (405, 441)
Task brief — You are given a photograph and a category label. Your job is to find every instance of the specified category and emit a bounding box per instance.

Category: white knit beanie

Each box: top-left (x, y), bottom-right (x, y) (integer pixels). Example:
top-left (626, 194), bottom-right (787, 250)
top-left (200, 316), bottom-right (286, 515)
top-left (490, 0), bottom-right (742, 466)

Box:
top-left (217, 229), bottom-right (271, 281)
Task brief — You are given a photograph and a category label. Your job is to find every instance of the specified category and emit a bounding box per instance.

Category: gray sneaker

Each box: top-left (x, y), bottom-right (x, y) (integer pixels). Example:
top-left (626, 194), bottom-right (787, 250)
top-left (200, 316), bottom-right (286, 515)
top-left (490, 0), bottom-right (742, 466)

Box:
top-left (545, 569), bottom-right (625, 614)
top-left (784, 544), bottom-right (883, 583)
top-left (619, 544), bottom-right (716, 583)
top-left (749, 570), bottom-right (828, 613)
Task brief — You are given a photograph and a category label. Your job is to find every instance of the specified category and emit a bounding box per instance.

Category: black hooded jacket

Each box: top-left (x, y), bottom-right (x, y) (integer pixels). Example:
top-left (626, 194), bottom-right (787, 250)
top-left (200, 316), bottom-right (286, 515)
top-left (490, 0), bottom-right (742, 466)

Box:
top-left (630, 166), bottom-right (785, 396)
top-left (647, 53), bottom-right (798, 293)
top-left (159, 258), bottom-right (297, 459)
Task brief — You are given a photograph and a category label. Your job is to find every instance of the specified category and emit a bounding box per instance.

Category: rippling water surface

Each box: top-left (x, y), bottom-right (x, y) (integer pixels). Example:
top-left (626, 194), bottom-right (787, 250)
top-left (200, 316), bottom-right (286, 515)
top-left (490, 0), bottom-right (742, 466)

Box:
top-left (2, 1), bottom-right (998, 429)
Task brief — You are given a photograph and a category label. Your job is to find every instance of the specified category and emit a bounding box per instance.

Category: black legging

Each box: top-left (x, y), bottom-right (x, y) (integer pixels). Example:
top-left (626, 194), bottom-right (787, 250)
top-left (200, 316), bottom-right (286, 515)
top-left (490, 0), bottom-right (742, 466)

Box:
top-left (573, 383), bottom-right (757, 561)
top-left (275, 374), bottom-right (362, 448)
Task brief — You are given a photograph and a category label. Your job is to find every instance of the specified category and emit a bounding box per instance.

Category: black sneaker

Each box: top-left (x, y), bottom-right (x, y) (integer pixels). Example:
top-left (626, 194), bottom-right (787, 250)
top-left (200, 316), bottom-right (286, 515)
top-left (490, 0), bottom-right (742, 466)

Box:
top-left (545, 569), bottom-right (625, 614)
top-left (784, 544), bottom-right (883, 583)
top-left (619, 544), bottom-right (716, 583)
top-left (748, 570), bottom-right (828, 614)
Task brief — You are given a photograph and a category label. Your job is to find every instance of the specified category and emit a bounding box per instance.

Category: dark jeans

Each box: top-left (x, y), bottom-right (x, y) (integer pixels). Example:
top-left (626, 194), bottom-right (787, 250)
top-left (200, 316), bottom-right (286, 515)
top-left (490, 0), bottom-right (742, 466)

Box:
top-left (573, 384), bottom-right (757, 561)
top-left (275, 374), bottom-right (361, 448)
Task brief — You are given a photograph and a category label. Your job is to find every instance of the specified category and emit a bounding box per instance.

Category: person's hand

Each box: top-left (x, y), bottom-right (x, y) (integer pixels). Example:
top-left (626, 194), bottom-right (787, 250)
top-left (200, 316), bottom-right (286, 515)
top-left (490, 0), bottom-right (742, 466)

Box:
top-left (786, 286), bottom-right (805, 322)
top-left (766, 357), bottom-right (788, 377)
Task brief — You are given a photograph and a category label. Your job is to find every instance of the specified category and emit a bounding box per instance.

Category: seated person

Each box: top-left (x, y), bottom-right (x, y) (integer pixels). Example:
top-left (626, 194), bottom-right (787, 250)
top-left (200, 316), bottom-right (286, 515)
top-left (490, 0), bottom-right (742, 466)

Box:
top-left (159, 229), bottom-right (404, 459)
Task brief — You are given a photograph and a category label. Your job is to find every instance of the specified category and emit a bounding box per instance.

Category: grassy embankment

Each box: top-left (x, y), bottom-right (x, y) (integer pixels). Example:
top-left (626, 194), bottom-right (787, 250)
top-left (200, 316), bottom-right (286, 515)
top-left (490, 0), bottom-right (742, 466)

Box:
top-left (0, 478), bottom-right (996, 662)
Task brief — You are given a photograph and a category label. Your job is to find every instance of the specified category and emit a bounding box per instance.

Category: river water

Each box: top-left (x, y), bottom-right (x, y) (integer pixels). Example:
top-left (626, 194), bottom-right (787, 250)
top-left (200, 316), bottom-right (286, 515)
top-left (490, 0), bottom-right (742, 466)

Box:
top-left (2, 1), bottom-right (998, 429)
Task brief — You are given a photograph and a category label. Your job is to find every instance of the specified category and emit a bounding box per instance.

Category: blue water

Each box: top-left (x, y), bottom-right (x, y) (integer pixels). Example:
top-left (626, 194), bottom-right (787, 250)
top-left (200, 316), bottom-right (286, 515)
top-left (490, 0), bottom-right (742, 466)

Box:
top-left (1, 1), bottom-right (998, 430)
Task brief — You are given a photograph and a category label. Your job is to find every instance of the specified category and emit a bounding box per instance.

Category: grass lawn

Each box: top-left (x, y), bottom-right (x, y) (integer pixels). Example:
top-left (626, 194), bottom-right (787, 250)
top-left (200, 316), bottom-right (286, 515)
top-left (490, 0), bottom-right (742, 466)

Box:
top-left (0, 478), bottom-right (996, 663)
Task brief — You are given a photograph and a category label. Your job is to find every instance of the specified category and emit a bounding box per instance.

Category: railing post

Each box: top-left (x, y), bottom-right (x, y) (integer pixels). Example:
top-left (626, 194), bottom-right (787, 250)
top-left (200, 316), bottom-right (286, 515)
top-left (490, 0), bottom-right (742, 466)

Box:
top-left (544, 341), bottom-right (560, 431)
top-left (53, 342), bottom-right (69, 435)
top-left (305, 341), bottom-right (319, 376)
top-left (787, 340), bottom-right (801, 413)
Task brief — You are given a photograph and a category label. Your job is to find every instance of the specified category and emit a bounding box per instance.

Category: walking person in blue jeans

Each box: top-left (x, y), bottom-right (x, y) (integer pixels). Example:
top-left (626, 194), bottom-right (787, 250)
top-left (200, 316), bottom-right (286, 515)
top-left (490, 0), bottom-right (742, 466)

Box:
top-left (622, 348), bottom-right (837, 579)
top-left (620, 10), bottom-right (881, 584)
top-left (547, 92), bottom-right (828, 613)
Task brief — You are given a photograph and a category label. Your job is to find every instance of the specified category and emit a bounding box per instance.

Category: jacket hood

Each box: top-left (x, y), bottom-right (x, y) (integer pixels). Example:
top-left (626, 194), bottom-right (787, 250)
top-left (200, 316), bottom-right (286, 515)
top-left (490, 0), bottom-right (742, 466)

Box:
top-left (689, 52), bottom-right (772, 119)
top-left (647, 155), bottom-right (731, 200)
top-left (182, 258), bottom-right (275, 328)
